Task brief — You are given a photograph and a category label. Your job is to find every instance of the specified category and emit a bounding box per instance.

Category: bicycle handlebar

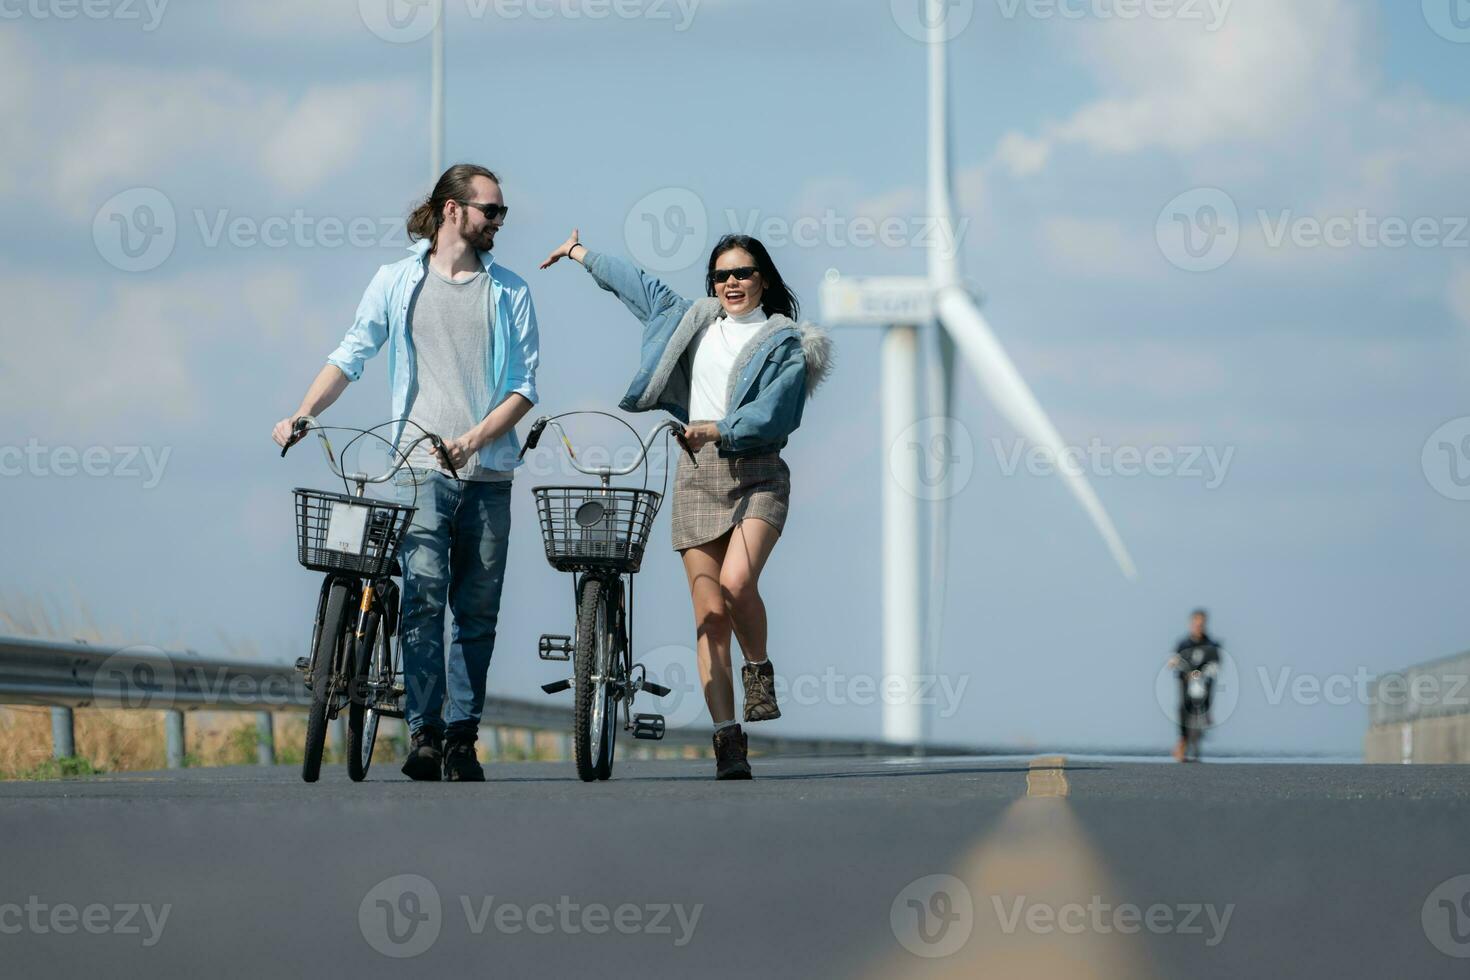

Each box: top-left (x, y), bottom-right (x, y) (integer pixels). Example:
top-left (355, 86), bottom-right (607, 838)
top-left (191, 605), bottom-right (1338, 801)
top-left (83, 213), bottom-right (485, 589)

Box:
top-left (281, 415), bottom-right (459, 483)
top-left (517, 413), bottom-right (696, 477)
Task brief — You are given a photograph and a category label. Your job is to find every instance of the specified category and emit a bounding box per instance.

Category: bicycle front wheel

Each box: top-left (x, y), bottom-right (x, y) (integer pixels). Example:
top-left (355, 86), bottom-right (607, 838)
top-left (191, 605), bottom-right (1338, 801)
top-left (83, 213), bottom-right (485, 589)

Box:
top-left (347, 607), bottom-right (386, 782)
top-left (303, 580), bottom-right (350, 783)
top-left (573, 576), bottom-right (618, 782)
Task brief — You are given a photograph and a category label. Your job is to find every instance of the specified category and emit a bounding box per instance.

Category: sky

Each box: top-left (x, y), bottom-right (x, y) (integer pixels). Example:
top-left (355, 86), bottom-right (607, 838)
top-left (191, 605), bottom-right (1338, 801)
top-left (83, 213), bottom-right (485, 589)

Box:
top-left (3, 0), bottom-right (1469, 756)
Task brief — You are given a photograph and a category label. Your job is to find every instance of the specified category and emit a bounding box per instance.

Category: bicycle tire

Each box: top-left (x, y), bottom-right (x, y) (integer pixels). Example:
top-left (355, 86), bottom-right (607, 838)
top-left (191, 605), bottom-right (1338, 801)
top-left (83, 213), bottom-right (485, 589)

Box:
top-left (347, 607), bottom-right (383, 782)
top-left (302, 580), bottom-right (349, 783)
top-left (597, 579), bottom-right (628, 782)
top-left (573, 576), bottom-right (616, 782)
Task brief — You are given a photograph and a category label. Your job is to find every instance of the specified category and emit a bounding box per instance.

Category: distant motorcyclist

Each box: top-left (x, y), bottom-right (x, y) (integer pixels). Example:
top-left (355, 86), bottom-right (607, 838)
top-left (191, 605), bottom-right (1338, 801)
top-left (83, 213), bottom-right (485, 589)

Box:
top-left (1168, 609), bottom-right (1223, 762)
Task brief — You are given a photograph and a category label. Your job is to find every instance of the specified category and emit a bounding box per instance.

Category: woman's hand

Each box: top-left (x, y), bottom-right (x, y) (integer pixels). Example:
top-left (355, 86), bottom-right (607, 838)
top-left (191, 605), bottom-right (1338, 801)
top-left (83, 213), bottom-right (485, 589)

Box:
top-left (682, 422), bottom-right (721, 452)
top-left (539, 229), bottom-right (583, 269)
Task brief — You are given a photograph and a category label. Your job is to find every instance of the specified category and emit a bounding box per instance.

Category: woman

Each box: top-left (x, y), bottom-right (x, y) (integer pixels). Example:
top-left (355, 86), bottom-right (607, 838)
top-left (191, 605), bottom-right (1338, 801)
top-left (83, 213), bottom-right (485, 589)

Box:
top-left (540, 230), bottom-right (832, 779)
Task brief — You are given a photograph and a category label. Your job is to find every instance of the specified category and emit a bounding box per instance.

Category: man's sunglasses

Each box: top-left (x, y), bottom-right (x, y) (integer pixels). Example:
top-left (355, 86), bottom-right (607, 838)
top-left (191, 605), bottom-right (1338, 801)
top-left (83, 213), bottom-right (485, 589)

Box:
top-left (712, 266), bottom-right (758, 284)
top-left (456, 200), bottom-right (510, 221)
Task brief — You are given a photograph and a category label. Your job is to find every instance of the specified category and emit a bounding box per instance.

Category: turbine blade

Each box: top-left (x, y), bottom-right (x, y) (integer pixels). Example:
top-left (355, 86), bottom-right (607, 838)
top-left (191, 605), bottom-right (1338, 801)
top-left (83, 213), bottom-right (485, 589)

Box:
top-left (936, 287), bottom-right (1138, 580)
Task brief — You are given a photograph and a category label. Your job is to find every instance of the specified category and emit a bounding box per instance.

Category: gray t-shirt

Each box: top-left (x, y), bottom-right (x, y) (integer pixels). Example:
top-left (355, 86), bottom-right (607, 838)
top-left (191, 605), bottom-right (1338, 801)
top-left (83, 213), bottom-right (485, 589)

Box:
top-left (398, 266), bottom-right (511, 482)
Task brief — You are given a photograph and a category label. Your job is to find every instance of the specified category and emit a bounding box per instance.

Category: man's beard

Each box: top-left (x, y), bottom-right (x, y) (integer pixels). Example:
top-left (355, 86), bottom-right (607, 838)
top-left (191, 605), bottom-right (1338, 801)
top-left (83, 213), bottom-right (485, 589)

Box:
top-left (462, 215), bottom-right (496, 251)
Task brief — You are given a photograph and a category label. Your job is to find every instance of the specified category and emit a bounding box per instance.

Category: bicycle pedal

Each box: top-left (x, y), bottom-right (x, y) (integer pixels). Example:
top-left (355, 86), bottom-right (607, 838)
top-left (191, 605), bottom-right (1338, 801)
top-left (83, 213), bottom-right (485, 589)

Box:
top-left (632, 713), bottom-right (665, 740)
top-left (641, 680), bottom-right (671, 697)
top-left (541, 678), bottom-right (572, 695)
top-left (538, 634), bottom-right (573, 661)
top-left (294, 657), bottom-right (310, 673)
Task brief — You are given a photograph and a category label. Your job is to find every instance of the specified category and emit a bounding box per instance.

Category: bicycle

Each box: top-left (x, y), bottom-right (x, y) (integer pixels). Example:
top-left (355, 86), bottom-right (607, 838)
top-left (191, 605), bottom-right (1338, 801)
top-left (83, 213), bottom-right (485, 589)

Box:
top-left (518, 411), bottom-right (696, 781)
top-left (280, 415), bottom-right (458, 783)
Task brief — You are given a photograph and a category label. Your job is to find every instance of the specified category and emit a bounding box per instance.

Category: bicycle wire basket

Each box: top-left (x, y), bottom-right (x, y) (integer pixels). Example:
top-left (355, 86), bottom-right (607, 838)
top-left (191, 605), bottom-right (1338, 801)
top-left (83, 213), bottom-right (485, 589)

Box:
top-left (532, 486), bottom-right (662, 573)
top-left (293, 488), bottom-right (415, 578)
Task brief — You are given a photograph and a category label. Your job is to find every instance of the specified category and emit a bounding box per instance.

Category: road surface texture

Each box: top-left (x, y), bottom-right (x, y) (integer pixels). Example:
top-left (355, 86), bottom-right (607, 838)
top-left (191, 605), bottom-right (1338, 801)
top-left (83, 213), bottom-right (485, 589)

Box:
top-left (3, 754), bottom-right (1468, 978)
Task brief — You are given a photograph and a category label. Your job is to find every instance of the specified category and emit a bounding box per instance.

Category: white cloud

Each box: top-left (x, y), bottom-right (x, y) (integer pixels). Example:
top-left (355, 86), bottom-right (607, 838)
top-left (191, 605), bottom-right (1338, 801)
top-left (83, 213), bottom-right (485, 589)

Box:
top-left (0, 265), bottom-right (329, 438)
top-left (2, 35), bottom-right (412, 217)
top-left (260, 82), bottom-right (407, 193)
top-left (993, 131), bottom-right (1051, 178)
top-left (1000, 0), bottom-right (1367, 166)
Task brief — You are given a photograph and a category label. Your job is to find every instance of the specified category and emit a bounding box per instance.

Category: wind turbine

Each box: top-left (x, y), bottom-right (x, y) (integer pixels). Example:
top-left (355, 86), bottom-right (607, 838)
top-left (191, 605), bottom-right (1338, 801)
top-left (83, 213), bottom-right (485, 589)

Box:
top-left (820, 0), bottom-right (1136, 746)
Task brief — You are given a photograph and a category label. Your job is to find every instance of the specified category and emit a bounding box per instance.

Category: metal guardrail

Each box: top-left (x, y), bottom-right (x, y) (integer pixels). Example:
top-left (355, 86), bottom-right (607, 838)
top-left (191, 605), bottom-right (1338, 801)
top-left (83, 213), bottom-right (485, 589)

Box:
top-left (1367, 650), bottom-right (1470, 728)
top-left (0, 636), bottom-right (968, 770)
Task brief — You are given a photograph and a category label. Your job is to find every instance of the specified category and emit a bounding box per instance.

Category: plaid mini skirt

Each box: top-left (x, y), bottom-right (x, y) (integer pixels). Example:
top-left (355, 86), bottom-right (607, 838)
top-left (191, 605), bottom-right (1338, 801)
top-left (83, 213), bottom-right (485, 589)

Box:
top-left (670, 421), bottom-right (790, 552)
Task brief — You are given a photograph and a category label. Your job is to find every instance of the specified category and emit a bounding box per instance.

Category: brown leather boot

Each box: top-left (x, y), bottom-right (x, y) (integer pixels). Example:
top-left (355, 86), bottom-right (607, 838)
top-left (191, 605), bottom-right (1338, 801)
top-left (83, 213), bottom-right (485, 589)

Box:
top-left (741, 659), bottom-right (781, 722)
top-left (713, 724), bottom-right (752, 780)
top-left (1172, 738), bottom-right (1187, 763)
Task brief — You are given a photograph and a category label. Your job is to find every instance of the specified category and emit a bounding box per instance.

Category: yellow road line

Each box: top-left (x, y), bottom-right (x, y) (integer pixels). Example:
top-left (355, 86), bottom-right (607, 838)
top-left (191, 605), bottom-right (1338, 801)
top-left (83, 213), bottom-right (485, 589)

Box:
top-left (871, 757), bottom-right (1155, 980)
top-left (1026, 755), bottom-right (1070, 798)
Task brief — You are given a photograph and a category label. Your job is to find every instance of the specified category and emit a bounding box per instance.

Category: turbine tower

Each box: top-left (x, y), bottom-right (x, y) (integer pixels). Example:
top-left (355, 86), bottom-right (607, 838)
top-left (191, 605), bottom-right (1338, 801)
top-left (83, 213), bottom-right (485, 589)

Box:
top-left (820, 0), bottom-right (1137, 746)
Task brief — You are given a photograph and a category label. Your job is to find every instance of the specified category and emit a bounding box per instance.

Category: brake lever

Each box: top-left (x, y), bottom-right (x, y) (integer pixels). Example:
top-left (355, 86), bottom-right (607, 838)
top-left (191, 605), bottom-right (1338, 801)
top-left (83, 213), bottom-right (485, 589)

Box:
top-left (518, 417), bottom-right (548, 460)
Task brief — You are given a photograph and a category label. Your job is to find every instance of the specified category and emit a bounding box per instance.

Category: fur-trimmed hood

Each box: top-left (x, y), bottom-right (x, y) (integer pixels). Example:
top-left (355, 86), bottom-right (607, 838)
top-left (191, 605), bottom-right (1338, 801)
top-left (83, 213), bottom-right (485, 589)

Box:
top-left (635, 297), bottom-right (834, 412)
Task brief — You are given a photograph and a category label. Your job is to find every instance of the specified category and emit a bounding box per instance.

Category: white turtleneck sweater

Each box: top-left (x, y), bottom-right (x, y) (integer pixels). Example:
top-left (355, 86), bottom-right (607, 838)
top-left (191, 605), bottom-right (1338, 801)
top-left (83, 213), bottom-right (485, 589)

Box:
top-left (686, 306), bottom-right (769, 422)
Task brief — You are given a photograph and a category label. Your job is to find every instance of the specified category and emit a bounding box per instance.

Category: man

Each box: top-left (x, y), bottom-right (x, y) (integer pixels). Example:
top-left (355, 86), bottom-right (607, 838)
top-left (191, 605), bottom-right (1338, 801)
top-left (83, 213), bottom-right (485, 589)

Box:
top-left (272, 164), bottom-right (539, 781)
top-left (1167, 608), bottom-right (1223, 763)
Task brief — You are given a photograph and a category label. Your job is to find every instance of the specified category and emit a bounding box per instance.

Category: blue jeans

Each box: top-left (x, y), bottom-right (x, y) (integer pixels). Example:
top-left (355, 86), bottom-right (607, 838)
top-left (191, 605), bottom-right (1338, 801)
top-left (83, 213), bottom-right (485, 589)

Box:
top-left (394, 469), bottom-right (512, 742)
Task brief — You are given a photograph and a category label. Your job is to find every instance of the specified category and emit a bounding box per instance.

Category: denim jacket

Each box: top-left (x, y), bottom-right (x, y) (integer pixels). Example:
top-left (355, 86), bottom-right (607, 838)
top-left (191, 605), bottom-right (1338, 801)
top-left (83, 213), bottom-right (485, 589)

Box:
top-left (326, 239), bottom-right (540, 472)
top-left (580, 249), bottom-right (833, 457)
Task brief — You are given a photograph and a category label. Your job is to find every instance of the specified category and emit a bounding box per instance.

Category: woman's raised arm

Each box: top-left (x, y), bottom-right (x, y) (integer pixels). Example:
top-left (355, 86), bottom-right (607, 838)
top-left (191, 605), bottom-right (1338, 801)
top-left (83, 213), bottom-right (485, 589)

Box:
top-left (539, 228), bottom-right (687, 326)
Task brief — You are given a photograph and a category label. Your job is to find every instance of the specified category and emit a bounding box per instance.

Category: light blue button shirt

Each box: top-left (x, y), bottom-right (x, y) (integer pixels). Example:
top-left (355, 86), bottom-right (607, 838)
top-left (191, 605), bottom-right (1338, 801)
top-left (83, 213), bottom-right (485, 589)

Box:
top-left (327, 239), bottom-right (541, 473)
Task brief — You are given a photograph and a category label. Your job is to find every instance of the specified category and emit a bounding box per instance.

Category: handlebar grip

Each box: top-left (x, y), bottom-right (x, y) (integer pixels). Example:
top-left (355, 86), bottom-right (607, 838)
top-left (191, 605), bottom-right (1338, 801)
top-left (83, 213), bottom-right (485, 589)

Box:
top-left (429, 436), bottom-right (460, 481)
top-left (520, 418), bottom-right (548, 458)
top-left (280, 417), bottom-right (312, 458)
top-left (672, 422), bottom-right (698, 468)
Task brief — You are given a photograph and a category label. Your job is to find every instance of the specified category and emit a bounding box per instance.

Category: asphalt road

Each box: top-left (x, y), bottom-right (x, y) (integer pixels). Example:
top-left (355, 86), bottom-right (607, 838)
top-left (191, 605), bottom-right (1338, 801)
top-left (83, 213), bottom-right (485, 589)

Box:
top-left (3, 755), bottom-right (1468, 978)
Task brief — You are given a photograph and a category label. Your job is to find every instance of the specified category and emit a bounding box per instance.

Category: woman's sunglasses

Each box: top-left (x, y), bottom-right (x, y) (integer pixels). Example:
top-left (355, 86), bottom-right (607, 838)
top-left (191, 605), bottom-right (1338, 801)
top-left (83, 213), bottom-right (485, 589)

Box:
top-left (456, 200), bottom-right (510, 221)
top-left (712, 266), bottom-right (758, 284)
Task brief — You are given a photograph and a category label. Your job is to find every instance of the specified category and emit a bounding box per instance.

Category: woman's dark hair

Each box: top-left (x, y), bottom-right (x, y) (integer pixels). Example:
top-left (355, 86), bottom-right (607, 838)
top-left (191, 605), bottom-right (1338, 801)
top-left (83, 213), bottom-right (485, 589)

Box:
top-left (407, 163), bottom-right (500, 248)
top-left (705, 234), bottom-right (800, 320)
